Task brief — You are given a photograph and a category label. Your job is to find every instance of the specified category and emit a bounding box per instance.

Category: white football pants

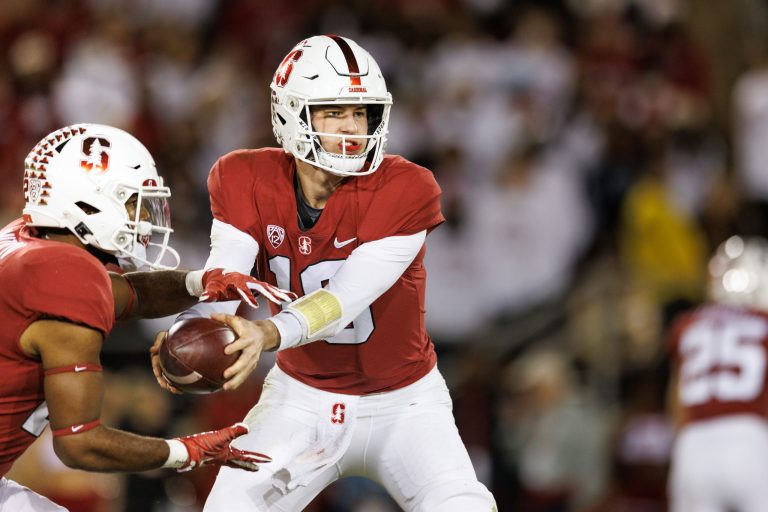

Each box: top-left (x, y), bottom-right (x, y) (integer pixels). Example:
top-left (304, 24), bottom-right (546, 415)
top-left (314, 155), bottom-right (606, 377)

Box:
top-left (0, 478), bottom-right (67, 512)
top-left (204, 364), bottom-right (496, 511)
top-left (669, 415), bottom-right (768, 512)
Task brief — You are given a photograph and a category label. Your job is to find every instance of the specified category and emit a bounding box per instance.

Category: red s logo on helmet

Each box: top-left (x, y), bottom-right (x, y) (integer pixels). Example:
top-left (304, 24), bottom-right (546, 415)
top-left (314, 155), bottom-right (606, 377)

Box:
top-left (274, 49), bottom-right (304, 88)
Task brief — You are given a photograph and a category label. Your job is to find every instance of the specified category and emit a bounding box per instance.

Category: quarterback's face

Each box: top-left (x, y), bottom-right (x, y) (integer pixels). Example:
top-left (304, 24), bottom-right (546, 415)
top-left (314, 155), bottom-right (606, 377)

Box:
top-left (310, 105), bottom-right (368, 155)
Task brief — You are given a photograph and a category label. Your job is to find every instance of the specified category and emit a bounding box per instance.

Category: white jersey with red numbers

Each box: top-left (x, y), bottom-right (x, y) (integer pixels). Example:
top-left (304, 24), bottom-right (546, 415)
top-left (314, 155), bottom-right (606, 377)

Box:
top-left (0, 219), bottom-right (113, 477)
top-left (207, 148), bottom-right (444, 395)
top-left (668, 304), bottom-right (768, 512)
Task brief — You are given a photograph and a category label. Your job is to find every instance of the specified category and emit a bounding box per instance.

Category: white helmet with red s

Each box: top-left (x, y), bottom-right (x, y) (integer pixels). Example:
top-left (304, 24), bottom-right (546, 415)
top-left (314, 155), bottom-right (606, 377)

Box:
top-left (708, 235), bottom-right (768, 311)
top-left (270, 35), bottom-right (392, 176)
top-left (22, 123), bottom-right (179, 270)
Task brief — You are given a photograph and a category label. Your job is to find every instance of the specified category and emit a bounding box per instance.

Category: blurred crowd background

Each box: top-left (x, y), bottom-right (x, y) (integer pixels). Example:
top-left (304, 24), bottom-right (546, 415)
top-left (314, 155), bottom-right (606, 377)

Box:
top-left (3, 0), bottom-right (768, 510)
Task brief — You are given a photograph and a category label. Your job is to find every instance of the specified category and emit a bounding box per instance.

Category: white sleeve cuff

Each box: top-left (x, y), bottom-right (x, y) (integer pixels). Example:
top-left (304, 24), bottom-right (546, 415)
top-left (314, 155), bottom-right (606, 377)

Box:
top-left (266, 231), bottom-right (426, 348)
top-left (205, 219), bottom-right (259, 274)
top-left (268, 312), bottom-right (304, 350)
top-left (162, 439), bottom-right (189, 469)
top-left (185, 269), bottom-right (205, 297)
top-left (177, 219), bottom-right (257, 321)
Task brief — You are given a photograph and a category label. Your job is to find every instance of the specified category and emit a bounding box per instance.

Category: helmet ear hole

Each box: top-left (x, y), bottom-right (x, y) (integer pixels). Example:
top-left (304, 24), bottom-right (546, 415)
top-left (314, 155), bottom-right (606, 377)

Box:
top-left (73, 222), bottom-right (93, 239)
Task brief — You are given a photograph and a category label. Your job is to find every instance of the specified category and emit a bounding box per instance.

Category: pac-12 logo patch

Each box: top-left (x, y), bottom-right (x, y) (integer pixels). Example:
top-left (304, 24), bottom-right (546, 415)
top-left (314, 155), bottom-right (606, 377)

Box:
top-left (267, 225), bottom-right (285, 249)
top-left (27, 178), bottom-right (43, 204)
top-left (298, 236), bottom-right (312, 255)
top-left (331, 403), bottom-right (345, 424)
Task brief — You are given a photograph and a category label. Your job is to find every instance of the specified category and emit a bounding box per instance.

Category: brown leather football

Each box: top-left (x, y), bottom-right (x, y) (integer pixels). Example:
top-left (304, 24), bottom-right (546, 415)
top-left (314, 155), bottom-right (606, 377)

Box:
top-left (158, 317), bottom-right (239, 394)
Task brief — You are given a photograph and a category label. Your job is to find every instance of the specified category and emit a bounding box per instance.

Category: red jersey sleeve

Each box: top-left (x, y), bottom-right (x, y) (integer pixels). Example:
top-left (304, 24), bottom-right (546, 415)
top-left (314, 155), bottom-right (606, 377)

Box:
top-left (208, 150), bottom-right (261, 233)
top-left (22, 245), bottom-right (114, 336)
top-left (359, 162), bottom-right (445, 241)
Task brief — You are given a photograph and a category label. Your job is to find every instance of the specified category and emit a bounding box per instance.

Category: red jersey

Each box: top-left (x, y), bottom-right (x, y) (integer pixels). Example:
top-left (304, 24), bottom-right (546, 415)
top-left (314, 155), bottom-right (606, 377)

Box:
top-left (0, 219), bottom-right (113, 476)
top-left (669, 304), bottom-right (768, 426)
top-left (208, 148), bottom-right (445, 394)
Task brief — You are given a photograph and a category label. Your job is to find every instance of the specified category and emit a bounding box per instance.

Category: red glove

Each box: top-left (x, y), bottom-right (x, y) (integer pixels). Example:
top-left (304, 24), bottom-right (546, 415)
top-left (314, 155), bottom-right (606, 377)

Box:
top-left (200, 268), bottom-right (296, 308)
top-left (176, 423), bottom-right (271, 471)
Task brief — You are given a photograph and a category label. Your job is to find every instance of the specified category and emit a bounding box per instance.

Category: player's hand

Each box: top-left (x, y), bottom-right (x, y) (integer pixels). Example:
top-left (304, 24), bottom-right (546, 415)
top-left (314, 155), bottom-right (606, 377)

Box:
top-left (149, 331), bottom-right (182, 395)
top-left (200, 268), bottom-right (296, 308)
top-left (176, 422), bottom-right (271, 472)
top-left (211, 313), bottom-right (280, 391)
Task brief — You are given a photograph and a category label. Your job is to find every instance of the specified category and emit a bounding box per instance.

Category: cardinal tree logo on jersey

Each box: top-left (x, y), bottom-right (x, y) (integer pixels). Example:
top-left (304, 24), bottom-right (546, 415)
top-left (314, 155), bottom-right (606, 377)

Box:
top-left (331, 403), bottom-right (345, 424)
top-left (298, 235), bottom-right (312, 255)
top-left (274, 41), bottom-right (308, 88)
top-left (80, 137), bottom-right (111, 173)
top-left (267, 225), bottom-right (285, 249)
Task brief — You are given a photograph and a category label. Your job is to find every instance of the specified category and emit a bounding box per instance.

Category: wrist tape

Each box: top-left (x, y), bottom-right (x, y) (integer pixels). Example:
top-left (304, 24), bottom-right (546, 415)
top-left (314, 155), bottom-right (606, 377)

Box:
top-left (185, 270), bottom-right (205, 297)
top-left (286, 288), bottom-right (343, 339)
top-left (163, 439), bottom-right (190, 469)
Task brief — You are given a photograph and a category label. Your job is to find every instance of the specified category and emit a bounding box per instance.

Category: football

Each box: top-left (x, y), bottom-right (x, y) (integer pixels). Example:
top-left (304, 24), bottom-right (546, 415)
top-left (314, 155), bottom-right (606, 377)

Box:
top-left (158, 317), bottom-right (239, 394)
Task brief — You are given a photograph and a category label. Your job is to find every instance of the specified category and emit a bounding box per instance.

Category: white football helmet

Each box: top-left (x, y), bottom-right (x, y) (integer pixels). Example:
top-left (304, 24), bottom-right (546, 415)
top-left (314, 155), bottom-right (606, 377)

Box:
top-left (22, 123), bottom-right (179, 271)
top-left (270, 35), bottom-right (392, 176)
top-left (708, 235), bottom-right (768, 310)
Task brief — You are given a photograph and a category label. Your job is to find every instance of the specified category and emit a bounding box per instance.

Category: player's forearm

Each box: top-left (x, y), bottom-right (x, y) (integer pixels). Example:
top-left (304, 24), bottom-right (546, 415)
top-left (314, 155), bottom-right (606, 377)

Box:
top-left (162, 218), bottom-right (257, 324)
top-left (54, 425), bottom-right (169, 472)
top-left (121, 270), bottom-right (198, 320)
top-left (327, 231), bottom-right (426, 325)
top-left (271, 231), bottom-right (426, 349)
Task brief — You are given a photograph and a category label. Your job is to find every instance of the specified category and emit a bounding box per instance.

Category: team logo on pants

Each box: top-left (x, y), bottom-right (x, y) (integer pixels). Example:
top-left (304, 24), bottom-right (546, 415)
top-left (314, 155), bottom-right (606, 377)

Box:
top-left (331, 403), bottom-right (345, 424)
top-left (267, 225), bottom-right (285, 248)
top-left (298, 236), bottom-right (312, 255)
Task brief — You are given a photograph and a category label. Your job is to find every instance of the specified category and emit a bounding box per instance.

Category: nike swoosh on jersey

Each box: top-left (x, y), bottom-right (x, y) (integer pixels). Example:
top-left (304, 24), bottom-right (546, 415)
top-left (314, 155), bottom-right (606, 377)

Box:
top-left (333, 237), bottom-right (357, 249)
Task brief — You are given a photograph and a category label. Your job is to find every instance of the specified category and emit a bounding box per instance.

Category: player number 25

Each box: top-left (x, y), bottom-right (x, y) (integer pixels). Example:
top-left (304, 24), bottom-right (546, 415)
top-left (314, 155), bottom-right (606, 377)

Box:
top-left (679, 317), bottom-right (768, 406)
top-left (269, 256), bottom-right (374, 344)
